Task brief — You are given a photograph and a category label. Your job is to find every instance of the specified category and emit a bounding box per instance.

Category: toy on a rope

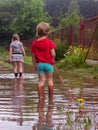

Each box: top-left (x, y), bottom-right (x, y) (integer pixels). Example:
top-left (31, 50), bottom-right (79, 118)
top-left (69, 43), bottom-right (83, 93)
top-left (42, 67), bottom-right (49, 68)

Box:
top-left (75, 98), bottom-right (86, 109)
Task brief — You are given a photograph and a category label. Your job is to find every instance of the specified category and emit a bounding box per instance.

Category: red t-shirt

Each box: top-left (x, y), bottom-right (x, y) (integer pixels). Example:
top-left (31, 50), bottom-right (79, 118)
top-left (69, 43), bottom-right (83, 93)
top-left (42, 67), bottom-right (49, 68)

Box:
top-left (31, 38), bottom-right (56, 65)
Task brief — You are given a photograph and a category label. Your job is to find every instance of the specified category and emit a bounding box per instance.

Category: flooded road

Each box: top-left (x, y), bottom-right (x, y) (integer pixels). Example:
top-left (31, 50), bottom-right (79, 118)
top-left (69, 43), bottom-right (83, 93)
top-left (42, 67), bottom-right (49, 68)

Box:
top-left (0, 65), bottom-right (98, 130)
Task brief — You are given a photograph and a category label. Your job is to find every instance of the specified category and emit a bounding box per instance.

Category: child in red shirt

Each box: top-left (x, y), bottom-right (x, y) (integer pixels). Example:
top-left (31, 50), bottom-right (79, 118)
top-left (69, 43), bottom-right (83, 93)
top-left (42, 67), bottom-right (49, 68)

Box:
top-left (31, 22), bottom-right (56, 100)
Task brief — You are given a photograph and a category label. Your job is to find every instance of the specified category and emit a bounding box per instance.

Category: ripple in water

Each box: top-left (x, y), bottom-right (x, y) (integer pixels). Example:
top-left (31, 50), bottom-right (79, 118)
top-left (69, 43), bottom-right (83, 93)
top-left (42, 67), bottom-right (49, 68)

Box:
top-left (0, 73), bottom-right (38, 79)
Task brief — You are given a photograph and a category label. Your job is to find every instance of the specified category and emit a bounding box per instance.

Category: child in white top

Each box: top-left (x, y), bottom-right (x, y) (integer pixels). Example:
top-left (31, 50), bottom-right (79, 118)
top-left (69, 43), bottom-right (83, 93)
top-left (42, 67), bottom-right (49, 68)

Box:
top-left (9, 34), bottom-right (26, 78)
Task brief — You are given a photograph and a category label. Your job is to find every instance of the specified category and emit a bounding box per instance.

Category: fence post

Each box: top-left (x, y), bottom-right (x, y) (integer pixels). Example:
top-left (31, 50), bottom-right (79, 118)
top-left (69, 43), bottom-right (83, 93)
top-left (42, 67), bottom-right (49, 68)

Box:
top-left (70, 24), bottom-right (75, 45)
top-left (79, 19), bottom-right (84, 46)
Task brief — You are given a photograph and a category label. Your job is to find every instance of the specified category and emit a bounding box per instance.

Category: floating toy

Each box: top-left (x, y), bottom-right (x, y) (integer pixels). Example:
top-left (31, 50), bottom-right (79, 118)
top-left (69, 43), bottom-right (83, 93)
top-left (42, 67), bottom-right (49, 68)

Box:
top-left (75, 98), bottom-right (86, 109)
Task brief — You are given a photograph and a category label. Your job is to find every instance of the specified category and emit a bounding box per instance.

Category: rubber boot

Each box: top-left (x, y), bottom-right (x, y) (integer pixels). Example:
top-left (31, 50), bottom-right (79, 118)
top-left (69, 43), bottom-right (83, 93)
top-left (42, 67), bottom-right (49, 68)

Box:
top-left (14, 73), bottom-right (18, 78)
top-left (19, 72), bottom-right (22, 77)
top-left (38, 86), bottom-right (44, 100)
top-left (48, 85), bottom-right (54, 100)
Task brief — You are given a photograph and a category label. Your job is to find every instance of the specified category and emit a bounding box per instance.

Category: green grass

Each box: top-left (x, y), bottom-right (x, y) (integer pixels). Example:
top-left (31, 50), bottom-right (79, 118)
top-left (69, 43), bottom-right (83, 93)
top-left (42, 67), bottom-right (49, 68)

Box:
top-left (0, 46), bottom-right (98, 79)
top-left (0, 60), bottom-right (12, 68)
top-left (66, 65), bottom-right (98, 79)
top-left (24, 56), bottom-right (32, 65)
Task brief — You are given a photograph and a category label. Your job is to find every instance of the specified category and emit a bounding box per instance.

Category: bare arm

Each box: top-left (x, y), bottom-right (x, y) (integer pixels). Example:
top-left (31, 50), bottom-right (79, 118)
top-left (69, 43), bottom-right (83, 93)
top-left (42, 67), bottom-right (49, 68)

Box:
top-left (21, 46), bottom-right (26, 58)
top-left (9, 47), bottom-right (12, 62)
top-left (32, 53), bottom-right (37, 71)
top-left (51, 49), bottom-right (56, 60)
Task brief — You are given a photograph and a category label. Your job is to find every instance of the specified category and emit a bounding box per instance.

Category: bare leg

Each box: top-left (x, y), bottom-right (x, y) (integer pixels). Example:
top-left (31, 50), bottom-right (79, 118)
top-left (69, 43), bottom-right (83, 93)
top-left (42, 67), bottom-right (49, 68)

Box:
top-left (18, 61), bottom-right (23, 78)
top-left (46, 101), bottom-right (53, 128)
top-left (46, 73), bottom-right (54, 100)
top-left (38, 74), bottom-right (46, 100)
top-left (37, 100), bottom-right (45, 126)
top-left (13, 61), bottom-right (18, 78)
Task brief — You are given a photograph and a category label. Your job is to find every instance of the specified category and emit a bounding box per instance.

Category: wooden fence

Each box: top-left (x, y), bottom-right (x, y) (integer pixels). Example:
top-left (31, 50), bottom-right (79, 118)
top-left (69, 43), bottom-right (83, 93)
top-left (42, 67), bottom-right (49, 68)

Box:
top-left (23, 16), bottom-right (98, 54)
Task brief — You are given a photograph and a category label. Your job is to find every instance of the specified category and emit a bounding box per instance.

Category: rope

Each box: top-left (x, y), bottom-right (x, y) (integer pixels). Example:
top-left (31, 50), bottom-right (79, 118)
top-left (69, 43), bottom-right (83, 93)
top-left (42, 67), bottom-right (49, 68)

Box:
top-left (54, 65), bottom-right (75, 102)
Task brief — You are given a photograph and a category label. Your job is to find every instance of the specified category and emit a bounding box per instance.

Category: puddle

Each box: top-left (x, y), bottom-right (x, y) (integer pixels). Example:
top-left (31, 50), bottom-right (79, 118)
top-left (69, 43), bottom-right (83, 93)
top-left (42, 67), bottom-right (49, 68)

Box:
top-left (0, 66), bottom-right (98, 130)
top-left (0, 73), bottom-right (38, 79)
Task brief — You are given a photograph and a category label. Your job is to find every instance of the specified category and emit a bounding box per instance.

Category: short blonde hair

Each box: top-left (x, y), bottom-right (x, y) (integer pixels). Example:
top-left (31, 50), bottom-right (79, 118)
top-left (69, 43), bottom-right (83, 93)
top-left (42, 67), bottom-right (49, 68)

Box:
top-left (12, 34), bottom-right (20, 41)
top-left (36, 22), bottom-right (50, 37)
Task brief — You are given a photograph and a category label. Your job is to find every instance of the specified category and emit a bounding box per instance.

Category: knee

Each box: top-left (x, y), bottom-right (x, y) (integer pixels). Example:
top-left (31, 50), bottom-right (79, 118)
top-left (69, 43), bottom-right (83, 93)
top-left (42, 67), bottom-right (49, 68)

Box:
top-left (46, 79), bottom-right (53, 84)
top-left (39, 78), bottom-right (46, 83)
top-left (40, 77), bottom-right (45, 81)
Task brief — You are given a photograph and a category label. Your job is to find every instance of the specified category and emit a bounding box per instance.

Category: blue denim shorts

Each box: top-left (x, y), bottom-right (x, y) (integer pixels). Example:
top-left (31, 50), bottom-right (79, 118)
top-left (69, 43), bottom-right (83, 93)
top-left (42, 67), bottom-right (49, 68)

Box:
top-left (37, 63), bottom-right (54, 74)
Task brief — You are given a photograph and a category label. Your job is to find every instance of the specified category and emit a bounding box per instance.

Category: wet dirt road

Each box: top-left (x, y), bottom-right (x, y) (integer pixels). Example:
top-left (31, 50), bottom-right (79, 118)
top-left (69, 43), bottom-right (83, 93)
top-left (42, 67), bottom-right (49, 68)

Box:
top-left (0, 65), bottom-right (98, 130)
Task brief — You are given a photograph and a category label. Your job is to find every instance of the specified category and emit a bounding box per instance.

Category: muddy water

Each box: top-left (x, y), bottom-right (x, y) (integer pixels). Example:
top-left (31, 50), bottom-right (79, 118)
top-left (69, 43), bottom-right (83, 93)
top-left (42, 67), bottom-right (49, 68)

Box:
top-left (0, 65), bottom-right (98, 130)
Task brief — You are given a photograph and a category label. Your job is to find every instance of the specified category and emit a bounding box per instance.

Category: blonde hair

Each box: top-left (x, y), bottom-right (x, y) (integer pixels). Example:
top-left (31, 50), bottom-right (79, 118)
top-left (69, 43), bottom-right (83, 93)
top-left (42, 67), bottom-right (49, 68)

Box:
top-left (12, 34), bottom-right (20, 41)
top-left (36, 22), bottom-right (50, 37)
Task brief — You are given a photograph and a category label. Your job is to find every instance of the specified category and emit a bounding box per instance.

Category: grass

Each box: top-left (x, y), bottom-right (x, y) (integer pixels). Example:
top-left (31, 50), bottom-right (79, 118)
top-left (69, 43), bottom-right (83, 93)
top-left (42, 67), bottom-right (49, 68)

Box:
top-left (0, 60), bottom-right (12, 68)
top-left (24, 56), bottom-right (32, 65)
top-left (70, 66), bottom-right (98, 79)
top-left (0, 46), bottom-right (98, 79)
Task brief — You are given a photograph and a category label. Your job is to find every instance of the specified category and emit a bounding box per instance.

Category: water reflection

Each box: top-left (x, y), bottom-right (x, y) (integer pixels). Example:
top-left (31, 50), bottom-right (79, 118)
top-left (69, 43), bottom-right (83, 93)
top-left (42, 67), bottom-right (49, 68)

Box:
top-left (36, 100), bottom-right (53, 130)
top-left (0, 66), bottom-right (98, 129)
top-left (12, 78), bottom-right (24, 126)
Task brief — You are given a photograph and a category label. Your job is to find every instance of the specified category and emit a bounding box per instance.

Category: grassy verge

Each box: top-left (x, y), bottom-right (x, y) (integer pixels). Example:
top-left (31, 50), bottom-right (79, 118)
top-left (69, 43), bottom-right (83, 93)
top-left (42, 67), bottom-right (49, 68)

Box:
top-left (24, 56), bottom-right (32, 65)
top-left (57, 58), bottom-right (98, 79)
top-left (69, 66), bottom-right (98, 79)
top-left (0, 60), bottom-right (12, 68)
top-left (0, 46), bottom-right (98, 79)
top-left (56, 46), bottom-right (98, 79)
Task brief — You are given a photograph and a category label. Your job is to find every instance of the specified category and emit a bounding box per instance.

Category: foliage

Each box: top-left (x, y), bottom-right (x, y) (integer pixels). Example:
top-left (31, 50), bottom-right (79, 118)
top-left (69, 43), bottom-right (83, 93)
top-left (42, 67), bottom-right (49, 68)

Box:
top-left (59, 0), bottom-right (81, 28)
top-left (57, 45), bottom-right (88, 69)
top-left (0, 0), bottom-right (24, 44)
top-left (83, 117), bottom-right (91, 130)
top-left (0, 0), bottom-right (51, 44)
top-left (11, 0), bottom-right (51, 39)
top-left (44, 0), bottom-right (98, 27)
top-left (78, 0), bottom-right (98, 18)
top-left (59, 11), bottom-right (80, 28)
top-left (0, 60), bottom-right (12, 68)
top-left (0, 0), bottom-right (98, 45)
top-left (44, 0), bottom-right (70, 27)
top-left (66, 112), bottom-right (74, 126)
top-left (85, 65), bottom-right (98, 79)
top-left (54, 39), bottom-right (69, 61)
top-left (67, 0), bottom-right (80, 16)
top-left (0, 47), bottom-right (8, 59)
top-left (24, 56), bottom-right (32, 65)
top-left (0, 11), bottom-right (13, 43)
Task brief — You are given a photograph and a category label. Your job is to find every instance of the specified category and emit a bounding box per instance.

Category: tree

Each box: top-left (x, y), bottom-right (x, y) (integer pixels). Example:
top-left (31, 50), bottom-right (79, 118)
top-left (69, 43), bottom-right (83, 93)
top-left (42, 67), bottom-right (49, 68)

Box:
top-left (0, 12), bottom-right (13, 44)
top-left (0, 0), bottom-right (51, 43)
top-left (0, 0), bottom-right (26, 44)
top-left (44, 0), bottom-right (70, 27)
top-left (59, 0), bottom-right (80, 28)
top-left (78, 0), bottom-right (98, 18)
top-left (11, 0), bottom-right (51, 39)
top-left (67, 0), bottom-right (80, 16)
top-left (59, 12), bottom-right (80, 28)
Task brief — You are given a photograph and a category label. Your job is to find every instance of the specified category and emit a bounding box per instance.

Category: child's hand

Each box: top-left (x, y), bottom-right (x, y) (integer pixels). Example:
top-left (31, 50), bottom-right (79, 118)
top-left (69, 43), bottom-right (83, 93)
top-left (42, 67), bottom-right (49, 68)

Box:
top-left (24, 55), bottom-right (26, 58)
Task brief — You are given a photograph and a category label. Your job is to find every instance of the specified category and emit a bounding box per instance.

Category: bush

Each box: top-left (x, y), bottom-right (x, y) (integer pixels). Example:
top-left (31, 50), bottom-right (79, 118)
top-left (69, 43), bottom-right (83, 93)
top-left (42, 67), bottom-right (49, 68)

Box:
top-left (57, 45), bottom-right (88, 69)
top-left (54, 39), bottom-right (69, 61)
top-left (0, 47), bottom-right (8, 59)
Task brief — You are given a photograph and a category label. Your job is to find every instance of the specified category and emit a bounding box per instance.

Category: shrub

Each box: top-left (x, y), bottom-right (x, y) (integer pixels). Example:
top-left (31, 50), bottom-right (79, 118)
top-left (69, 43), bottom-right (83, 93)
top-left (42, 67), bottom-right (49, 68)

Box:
top-left (57, 45), bottom-right (88, 69)
top-left (54, 39), bottom-right (69, 61)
